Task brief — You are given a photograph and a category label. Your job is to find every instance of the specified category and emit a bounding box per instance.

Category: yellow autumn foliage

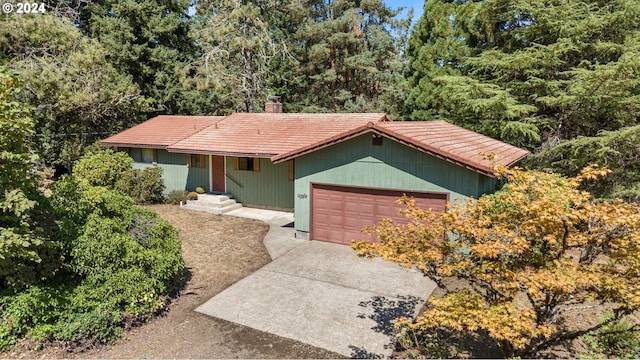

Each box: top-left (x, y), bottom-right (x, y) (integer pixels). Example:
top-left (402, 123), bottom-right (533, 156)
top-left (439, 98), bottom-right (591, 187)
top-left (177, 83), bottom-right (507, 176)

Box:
top-left (352, 165), bottom-right (640, 357)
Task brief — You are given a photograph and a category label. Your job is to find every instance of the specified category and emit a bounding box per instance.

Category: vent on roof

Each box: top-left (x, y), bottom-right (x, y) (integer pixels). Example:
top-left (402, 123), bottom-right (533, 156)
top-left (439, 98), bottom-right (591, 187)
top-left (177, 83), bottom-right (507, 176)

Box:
top-left (265, 96), bottom-right (283, 113)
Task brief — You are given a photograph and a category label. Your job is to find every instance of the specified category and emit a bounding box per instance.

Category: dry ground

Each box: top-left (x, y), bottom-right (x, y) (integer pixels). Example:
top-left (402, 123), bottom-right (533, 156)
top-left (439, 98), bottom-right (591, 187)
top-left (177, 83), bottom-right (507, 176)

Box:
top-left (8, 205), bottom-right (342, 359)
top-left (8, 204), bottom-right (635, 359)
top-left (391, 277), bottom-right (640, 359)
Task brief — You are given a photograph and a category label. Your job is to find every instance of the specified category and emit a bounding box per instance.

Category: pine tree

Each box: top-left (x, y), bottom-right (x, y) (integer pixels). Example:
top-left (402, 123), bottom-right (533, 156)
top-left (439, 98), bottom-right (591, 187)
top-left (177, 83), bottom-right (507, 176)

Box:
top-left (191, 0), bottom-right (285, 113)
top-left (0, 14), bottom-right (146, 170)
top-left (287, 0), bottom-right (410, 113)
top-left (80, 0), bottom-right (212, 116)
top-left (404, 0), bottom-right (640, 149)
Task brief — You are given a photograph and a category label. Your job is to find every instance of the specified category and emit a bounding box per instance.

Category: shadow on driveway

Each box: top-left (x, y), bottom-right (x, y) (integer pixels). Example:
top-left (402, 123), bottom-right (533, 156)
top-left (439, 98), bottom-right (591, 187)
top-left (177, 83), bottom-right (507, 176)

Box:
top-left (196, 241), bottom-right (436, 357)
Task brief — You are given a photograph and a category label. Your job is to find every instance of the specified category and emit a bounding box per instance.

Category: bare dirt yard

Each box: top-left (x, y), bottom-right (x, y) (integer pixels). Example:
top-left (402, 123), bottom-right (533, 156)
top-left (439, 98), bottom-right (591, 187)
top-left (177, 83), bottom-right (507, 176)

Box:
top-left (8, 205), bottom-right (342, 359)
top-left (9, 204), bottom-right (636, 359)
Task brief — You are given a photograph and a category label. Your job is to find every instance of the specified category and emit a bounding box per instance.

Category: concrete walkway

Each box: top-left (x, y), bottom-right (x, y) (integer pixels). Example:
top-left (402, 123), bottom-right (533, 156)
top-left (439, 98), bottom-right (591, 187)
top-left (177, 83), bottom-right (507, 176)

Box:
top-left (196, 207), bottom-right (437, 358)
top-left (224, 207), bottom-right (304, 259)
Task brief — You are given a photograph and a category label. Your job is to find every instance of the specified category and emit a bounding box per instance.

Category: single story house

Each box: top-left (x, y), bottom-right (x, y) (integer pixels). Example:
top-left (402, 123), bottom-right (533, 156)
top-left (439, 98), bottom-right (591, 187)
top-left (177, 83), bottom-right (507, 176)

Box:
top-left (101, 100), bottom-right (529, 244)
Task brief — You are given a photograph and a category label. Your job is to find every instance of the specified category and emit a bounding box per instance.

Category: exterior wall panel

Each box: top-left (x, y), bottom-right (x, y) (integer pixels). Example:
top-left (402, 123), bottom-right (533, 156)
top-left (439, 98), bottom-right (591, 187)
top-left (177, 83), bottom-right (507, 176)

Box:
top-left (131, 149), bottom-right (209, 194)
top-left (294, 134), bottom-right (497, 233)
top-left (226, 157), bottom-right (294, 209)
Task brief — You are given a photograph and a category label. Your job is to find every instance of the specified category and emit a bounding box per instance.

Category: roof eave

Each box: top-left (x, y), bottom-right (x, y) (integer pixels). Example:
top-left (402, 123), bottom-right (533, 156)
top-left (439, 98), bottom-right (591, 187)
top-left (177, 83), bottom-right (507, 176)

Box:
top-left (377, 125), bottom-right (534, 178)
top-left (272, 123), bottom-right (377, 163)
top-left (167, 147), bottom-right (276, 158)
top-left (273, 123), bottom-right (530, 178)
top-left (503, 152), bottom-right (531, 168)
top-left (100, 141), bottom-right (169, 149)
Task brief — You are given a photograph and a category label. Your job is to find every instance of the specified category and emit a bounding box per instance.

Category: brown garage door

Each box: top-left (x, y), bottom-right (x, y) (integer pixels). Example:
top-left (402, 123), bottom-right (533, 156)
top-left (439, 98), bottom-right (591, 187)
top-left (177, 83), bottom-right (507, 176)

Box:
top-left (311, 184), bottom-right (448, 245)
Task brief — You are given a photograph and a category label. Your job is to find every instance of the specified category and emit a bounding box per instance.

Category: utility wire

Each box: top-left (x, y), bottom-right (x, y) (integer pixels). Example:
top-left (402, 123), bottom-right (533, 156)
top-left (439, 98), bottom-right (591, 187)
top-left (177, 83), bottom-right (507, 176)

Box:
top-left (29, 131), bottom-right (117, 138)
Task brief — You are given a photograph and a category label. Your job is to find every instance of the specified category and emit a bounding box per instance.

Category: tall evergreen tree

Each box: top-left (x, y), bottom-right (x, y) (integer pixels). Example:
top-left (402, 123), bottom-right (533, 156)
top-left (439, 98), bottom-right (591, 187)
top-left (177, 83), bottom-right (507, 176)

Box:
top-left (404, 0), bottom-right (640, 149)
top-left (285, 0), bottom-right (411, 113)
top-left (190, 0), bottom-right (285, 113)
top-left (79, 0), bottom-right (215, 116)
top-left (0, 14), bottom-right (146, 170)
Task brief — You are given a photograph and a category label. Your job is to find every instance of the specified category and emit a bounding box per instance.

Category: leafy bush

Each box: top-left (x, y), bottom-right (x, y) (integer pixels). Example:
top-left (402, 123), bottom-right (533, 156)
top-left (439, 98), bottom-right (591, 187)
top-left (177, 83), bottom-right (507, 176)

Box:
top-left (73, 148), bottom-right (164, 204)
top-left (195, 186), bottom-right (206, 194)
top-left (73, 149), bottom-right (132, 188)
top-left (583, 314), bottom-right (640, 359)
top-left (1, 181), bottom-right (184, 350)
top-left (53, 310), bottom-right (122, 345)
top-left (0, 69), bottom-right (62, 290)
top-left (0, 281), bottom-right (72, 350)
top-left (165, 190), bottom-right (189, 205)
top-left (117, 167), bottom-right (165, 204)
top-left (0, 189), bottom-right (61, 289)
top-left (354, 165), bottom-right (640, 357)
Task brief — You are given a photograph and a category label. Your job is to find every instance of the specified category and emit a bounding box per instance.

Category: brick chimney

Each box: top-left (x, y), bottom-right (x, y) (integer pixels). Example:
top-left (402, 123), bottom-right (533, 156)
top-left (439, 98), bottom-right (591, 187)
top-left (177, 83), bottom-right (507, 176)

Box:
top-left (265, 96), bottom-right (283, 113)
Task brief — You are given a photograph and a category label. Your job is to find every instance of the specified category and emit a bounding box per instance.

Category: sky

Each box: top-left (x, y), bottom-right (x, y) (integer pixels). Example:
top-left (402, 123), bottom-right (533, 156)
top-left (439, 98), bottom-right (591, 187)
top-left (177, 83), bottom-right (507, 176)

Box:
top-left (386, 0), bottom-right (424, 28)
top-left (187, 1), bottom-right (425, 29)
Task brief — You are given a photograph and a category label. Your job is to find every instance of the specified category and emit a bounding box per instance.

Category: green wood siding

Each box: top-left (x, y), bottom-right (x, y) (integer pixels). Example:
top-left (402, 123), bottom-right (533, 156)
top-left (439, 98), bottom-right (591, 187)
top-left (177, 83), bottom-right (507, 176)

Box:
top-left (225, 157), bottom-right (294, 209)
top-left (294, 134), bottom-right (497, 232)
top-left (131, 149), bottom-right (209, 193)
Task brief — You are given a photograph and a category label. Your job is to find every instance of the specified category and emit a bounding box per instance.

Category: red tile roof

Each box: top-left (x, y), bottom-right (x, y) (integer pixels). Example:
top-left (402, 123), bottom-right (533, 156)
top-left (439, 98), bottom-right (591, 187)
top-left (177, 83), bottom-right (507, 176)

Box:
top-left (272, 121), bottom-right (530, 176)
top-left (168, 113), bottom-right (391, 156)
top-left (100, 115), bottom-right (224, 148)
top-left (102, 113), bottom-right (529, 177)
top-left (378, 121), bottom-right (530, 176)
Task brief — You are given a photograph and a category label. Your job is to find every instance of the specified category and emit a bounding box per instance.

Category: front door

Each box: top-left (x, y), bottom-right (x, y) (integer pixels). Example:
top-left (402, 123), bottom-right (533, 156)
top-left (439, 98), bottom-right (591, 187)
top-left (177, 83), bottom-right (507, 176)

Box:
top-left (211, 155), bottom-right (225, 192)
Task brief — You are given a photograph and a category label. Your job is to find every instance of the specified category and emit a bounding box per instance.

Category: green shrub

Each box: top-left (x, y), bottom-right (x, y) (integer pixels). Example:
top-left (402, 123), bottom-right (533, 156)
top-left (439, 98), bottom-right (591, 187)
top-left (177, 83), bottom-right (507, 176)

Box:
top-left (53, 310), bottom-right (122, 344)
top-left (195, 186), bottom-right (206, 194)
top-left (0, 282), bottom-right (71, 350)
top-left (117, 167), bottom-right (165, 204)
top-left (73, 149), bottom-right (132, 188)
top-left (134, 167), bottom-right (165, 203)
top-left (0, 326), bottom-right (15, 351)
top-left (1, 183), bottom-right (184, 351)
top-left (583, 314), bottom-right (640, 359)
top-left (73, 148), bottom-right (164, 204)
top-left (71, 208), bottom-right (183, 294)
top-left (165, 190), bottom-right (189, 205)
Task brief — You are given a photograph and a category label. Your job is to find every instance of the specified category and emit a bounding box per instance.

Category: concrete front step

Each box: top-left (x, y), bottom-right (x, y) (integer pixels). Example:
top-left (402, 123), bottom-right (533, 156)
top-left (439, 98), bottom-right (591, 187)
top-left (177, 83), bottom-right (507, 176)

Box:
top-left (195, 194), bottom-right (230, 203)
top-left (196, 198), bottom-right (237, 207)
top-left (182, 193), bottom-right (243, 215)
top-left (182, 202), bottom-right (243, 215)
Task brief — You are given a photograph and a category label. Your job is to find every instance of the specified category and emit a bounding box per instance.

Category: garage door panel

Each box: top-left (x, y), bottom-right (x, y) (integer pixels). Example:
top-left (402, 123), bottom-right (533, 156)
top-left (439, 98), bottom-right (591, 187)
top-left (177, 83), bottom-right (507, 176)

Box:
top-left (311, 184), bottom-right (447, 245)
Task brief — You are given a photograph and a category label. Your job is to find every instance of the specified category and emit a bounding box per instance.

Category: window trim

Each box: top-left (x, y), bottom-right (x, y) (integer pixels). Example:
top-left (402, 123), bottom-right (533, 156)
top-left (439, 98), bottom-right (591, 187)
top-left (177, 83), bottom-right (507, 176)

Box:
top-left (233, 157), bottom-right (260, 172)
top-left (128, 147), bottom-right (156, 164)
top-left (187, 154), bottom-right (206, 168)
top-left (288, 160), bottom-right (294, 181)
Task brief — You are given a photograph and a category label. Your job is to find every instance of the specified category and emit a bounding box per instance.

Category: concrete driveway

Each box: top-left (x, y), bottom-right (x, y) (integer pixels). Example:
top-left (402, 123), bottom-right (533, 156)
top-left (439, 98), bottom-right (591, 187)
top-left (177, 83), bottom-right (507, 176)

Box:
top-left (196, 217), bottom-right (437, 358)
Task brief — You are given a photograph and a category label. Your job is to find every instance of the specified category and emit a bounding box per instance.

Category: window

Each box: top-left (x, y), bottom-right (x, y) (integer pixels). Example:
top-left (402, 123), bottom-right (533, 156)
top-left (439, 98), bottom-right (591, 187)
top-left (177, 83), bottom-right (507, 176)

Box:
top-left (128, 148), bottom-right (156, 163)
top-left (238, 157), bottom-right (253, 171)
top-left (187, 154), bottom-right (206, 168)
top-left (142, 148), bottom-right (155, 163)
top-left (234, 157), bottom-right (260, 172)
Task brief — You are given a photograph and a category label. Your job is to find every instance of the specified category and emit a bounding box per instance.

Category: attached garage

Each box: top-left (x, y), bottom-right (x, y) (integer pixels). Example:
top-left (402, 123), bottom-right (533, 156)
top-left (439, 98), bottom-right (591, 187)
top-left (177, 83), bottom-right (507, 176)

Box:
top-left (311, 183), bottom-right (448, 245)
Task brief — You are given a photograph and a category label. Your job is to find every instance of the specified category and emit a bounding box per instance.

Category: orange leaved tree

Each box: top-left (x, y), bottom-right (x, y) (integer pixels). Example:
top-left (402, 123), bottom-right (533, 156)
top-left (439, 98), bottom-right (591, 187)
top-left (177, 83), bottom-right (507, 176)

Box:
top-left (352, 165), bottom-right (640, 357)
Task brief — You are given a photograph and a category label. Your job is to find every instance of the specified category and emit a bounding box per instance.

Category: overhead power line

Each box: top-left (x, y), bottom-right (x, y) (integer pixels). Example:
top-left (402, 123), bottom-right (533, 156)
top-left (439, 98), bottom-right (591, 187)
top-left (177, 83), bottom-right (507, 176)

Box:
top-left (30, 131), bottom-right (117, 138)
